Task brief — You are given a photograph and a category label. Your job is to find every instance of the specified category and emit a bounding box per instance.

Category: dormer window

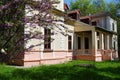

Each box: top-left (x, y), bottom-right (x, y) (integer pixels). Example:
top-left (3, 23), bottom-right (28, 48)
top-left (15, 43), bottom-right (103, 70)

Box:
top-left (68, 13), bottom-right (78, 20)
top-left (80, 18), bottom-right (90, 24)
top-left (92, 21), bottom-right (97, 26)
top-left (67, 10), bottom-right (80, 21)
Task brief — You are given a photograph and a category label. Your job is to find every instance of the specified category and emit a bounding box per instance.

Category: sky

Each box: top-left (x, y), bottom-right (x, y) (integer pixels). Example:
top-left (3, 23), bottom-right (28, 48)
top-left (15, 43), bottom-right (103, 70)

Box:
top-left (64, 0), bottom-right (114, 7)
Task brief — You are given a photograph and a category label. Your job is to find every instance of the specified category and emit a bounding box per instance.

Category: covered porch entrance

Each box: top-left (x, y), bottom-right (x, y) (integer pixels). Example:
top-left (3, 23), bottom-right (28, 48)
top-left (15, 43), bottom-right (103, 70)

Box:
top-left (73, 22), bottom-right (96, 61)
top-left (73, 31), bottom-right (96, 61)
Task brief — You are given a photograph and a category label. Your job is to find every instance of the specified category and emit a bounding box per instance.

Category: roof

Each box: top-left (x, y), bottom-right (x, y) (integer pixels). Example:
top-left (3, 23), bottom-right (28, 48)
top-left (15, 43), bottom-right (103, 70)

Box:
top-left (52, 8), bottom-right (117, 34)
top-left (80, 12), bottom-right (109, 20)
top-left (95, 27), bottom-right (117, 35)
top-left (74, 21), bottom-right (95, 32)
top-left (67, 9), bottom-right (80, 15)
top-left (80, 16), bottom-right (91, 20)
top-left (64, 3), bottom-right (80, 15)
top-left (91, 12), bottom-right (109, 18)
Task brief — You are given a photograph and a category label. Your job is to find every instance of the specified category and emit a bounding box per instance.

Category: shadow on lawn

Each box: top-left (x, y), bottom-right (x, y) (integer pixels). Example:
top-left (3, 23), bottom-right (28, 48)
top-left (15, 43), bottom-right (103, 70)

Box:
top-left (98, 66), bottom-right (120, 74)
top-left (0, 73), bottom-right (11, 80)
top-left (95, 66), bottom-right (120, 80)
top-left (11, 65), bottom-right (120, 80)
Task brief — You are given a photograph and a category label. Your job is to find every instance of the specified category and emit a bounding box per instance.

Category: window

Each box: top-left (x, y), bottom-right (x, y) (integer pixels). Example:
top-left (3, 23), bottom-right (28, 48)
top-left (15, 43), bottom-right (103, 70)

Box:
top-left (97, 40), bottom-right (100, 49)
top-left (112, 23), bottom-right (114, 31)
top-left (85, 37), bottom-right (89, 49)
top-left (114, 41), bottom-right (116, 50)
top-left (97, 32), bottom-right (100, 49)
top-left (92, 22), bottom-right (97, 26)
top-left (68, 35), bottom-right (72, 50)
top-left (44, 28), bottom-right (51, 49)
top-left (78, 37), bottom-right (81, 49)
top-left (97, 32), bottom-right (99, 36)
top-left (103, 34), bottom-right (105, 49)
top-left (80, 18), bottom-right (90, 24)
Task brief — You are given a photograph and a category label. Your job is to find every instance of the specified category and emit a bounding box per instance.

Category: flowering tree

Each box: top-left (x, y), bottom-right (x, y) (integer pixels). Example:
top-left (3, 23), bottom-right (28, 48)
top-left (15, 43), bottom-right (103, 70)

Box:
top-left (0, 0), bottom-right (62, 63)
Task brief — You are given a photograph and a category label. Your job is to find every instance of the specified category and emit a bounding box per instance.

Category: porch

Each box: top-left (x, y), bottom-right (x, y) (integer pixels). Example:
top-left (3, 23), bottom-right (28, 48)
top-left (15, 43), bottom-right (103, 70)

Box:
top-left (73, 22), bottom-right (118, 61)
top-left (73, 31), bottom-right (95, 61)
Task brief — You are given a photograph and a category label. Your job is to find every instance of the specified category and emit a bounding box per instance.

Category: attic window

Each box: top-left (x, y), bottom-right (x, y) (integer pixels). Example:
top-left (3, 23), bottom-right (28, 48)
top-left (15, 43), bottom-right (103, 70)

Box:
top-left (80, 18), bottom-right (90, 24)
top-left (68, 13), bottom-right (77, 20)
top-left (92, 22), bottom-right (97, 26)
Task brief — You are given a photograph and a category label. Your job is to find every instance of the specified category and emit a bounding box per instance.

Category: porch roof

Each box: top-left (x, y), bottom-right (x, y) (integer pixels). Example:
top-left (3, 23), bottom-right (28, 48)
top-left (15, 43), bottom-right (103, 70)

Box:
top-left (95, 27), bottom-right (117, 35)
top-left (74, 21), bottom-right (95, 32)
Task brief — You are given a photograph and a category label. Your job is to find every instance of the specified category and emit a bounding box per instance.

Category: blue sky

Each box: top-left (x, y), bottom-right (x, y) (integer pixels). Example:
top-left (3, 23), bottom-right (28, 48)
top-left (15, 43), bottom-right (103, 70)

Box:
top-left (64, 0), bottom-right (114, 7)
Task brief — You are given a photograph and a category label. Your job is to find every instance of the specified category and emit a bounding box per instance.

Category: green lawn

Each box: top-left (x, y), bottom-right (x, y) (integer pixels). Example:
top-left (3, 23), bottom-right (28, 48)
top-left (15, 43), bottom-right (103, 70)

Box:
top-left (0, 60), bottom-right (120, 80)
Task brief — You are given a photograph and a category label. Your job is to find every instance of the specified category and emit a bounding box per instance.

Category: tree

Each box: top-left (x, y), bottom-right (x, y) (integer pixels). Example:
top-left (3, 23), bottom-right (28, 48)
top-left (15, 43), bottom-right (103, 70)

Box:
top-left (70, 0), bottom-right (111, 16)
top-left (0, 0), bottom-right (60, 63)
top-left (70, 0), bottom-right (95, 16)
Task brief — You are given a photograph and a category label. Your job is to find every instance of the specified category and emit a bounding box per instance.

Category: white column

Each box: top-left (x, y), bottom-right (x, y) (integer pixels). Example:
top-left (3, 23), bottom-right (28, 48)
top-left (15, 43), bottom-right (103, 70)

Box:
top-left (92, 31), bottom-right (102, 61)
top-left (101, 33), bottom-right (104, 50)
top-left (83, 32), bottom-right (85, 54)
top-left (107, 35), bottom-right (110, 50)
top-left (92, 31), bottom-right (97, 54)
top-left (40, 27), bottom-right (44, 59)
top-left (100, 32), bottom-right (102, 50)
top-left (74, 34), bottom-right (77, 50)
top-left (52, 32), bottom-right (55, 58)
top-left (95, 32), bottom-right (97, 53)
top-left (112, 35), bottom-right (114, 50)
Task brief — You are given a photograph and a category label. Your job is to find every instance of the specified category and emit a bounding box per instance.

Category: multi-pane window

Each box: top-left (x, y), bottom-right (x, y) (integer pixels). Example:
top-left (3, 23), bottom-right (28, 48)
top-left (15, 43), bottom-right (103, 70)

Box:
top-left (44, 28), bottom-right (51, 49)
top-left (68, 35), bottom-right (72, 50)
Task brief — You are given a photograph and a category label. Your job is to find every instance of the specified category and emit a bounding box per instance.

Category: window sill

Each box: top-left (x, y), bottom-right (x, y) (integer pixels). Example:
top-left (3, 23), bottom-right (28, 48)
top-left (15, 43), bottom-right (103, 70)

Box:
top-left (68, 50), bottom-right (72, 52)
top-left (43, 49), bottom-right (53, 52)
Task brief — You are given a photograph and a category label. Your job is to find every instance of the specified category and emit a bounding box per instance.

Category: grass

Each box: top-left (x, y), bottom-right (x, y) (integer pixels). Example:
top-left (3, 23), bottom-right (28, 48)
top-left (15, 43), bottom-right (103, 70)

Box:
top-left (0, 60), bottom-right (120, 80)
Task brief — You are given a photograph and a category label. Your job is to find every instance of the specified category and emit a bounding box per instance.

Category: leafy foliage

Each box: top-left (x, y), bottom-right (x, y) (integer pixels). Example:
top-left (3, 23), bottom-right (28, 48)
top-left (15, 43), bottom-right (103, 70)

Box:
top-left (0, 0), bottom-right (59, 63)
top-left (70, 0), bottom-right (109, 16)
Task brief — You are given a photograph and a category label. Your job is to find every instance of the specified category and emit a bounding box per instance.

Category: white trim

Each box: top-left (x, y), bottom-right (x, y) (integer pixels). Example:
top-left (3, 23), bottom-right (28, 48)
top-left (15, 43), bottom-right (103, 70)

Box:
top-left (102, 33), bottom-right (104, 50)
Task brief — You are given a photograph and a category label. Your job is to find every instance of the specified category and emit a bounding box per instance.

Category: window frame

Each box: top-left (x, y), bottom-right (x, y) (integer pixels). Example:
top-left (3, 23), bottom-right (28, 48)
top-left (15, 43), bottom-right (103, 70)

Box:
top-left (112, 23), bottom-right (115, 31)
top-left (68, 35), bottom-right (72, 50)
top-left (44, 28), bottom-right (51, 50)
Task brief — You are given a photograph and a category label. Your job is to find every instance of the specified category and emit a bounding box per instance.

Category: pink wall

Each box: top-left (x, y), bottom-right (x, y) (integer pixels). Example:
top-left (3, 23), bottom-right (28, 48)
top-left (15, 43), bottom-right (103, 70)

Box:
top-left (24, 51), bottom-right (41, 61)
top-left (23, 51), bottom-right (73, 67)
